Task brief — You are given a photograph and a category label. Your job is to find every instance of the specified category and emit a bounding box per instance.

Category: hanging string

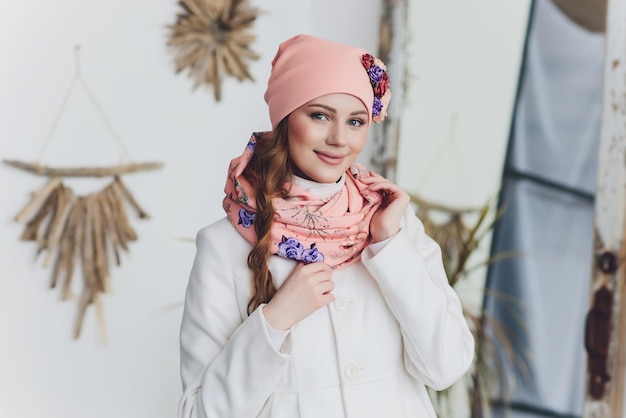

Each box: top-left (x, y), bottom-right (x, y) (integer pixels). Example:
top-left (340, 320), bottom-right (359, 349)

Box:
top-left (37, 45), bottom-right (133, 164)
top-left (37, 75), bottom-right (78, 163)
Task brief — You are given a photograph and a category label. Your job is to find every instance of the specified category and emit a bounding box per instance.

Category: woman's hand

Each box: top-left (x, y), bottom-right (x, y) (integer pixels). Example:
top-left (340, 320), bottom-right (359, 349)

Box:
top-left (263, 262), bottom-right (335, 331)
top-left (361, 173), bottom-right (410, 243)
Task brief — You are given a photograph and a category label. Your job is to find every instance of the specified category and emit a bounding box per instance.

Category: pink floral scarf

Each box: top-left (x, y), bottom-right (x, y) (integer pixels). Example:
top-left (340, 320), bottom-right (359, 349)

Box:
top-left (223, 132), bottom-right (382, 269)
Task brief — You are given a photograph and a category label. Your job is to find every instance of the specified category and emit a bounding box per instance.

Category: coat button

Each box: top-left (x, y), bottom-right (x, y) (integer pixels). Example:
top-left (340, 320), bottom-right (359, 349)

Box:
top-left (334, 297), bottom-right (351, 312)
top-left (344, 363), bottom-right (360, 380)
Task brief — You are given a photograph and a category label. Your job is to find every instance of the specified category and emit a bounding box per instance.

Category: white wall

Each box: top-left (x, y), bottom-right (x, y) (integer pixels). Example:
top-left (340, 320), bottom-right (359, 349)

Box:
top-left (395, 0), bottom-right (531, 314)
top-left (0, 1), bottom-right (381, 417)
top-left (397, 0), bottom-right (531, 207)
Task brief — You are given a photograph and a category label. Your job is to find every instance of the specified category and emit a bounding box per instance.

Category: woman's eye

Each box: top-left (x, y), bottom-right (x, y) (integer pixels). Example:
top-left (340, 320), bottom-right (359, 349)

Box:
top-left (348, 119), bottom-right (365, 127)
top-left (311, 112), bottom-right (328, 121)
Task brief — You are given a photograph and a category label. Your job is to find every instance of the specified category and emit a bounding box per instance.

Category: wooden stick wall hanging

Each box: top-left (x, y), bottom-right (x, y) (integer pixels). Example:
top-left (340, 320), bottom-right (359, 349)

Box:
top-left (4, 46), bottom-right (163, 340)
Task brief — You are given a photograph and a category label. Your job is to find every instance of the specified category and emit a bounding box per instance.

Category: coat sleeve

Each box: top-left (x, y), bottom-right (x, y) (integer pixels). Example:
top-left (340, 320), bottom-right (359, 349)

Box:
top-left (361, 207), bottom-right (475, 391)
top-left (178, 226), bottom-right (291, 418)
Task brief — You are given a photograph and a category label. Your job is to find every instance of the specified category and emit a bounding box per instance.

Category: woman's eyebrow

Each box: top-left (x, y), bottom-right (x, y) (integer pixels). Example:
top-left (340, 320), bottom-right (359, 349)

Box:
top-left (306, 103), bottom-right (368, 116)
top-left (307, 103), bottom-right (336, 113)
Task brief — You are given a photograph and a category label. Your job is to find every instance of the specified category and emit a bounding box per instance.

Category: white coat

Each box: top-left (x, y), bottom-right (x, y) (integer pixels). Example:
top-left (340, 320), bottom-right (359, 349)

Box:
top-left (178, 207), bottom-right (474, 418)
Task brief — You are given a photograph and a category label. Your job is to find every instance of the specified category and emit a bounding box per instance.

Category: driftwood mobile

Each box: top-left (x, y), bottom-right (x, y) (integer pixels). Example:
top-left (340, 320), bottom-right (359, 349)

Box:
top-left (5, 45), bottom-right (163, 340)
top-left (4, 160), bottom-right (163, 339)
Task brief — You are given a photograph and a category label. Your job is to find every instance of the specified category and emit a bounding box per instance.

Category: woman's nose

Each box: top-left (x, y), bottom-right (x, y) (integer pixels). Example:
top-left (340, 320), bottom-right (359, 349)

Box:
top-left (326, 123), bottom-right (347, 146)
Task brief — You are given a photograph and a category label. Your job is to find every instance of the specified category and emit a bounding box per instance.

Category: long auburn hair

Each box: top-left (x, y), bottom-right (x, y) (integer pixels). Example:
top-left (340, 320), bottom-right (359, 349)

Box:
top-left (242, 120), bottom-right (293, 314)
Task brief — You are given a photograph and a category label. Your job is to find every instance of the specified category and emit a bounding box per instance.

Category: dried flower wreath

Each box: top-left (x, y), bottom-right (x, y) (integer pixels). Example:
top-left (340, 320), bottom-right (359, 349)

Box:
top-left (166, 0), bottom-right (260, 101)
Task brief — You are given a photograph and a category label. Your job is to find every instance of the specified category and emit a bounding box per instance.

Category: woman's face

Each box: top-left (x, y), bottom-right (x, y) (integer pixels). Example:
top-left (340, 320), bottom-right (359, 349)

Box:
top-left (286, 93), bottom-right (369, 183)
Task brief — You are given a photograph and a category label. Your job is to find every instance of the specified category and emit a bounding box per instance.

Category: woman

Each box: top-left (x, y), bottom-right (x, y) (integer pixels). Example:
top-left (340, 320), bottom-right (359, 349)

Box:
top-left (178, 34), bottom-right (474, 418)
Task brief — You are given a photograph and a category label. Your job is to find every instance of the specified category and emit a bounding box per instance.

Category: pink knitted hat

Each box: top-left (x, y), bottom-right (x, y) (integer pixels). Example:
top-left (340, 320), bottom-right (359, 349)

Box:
top-left (264, 34), bottom-right (387, 130)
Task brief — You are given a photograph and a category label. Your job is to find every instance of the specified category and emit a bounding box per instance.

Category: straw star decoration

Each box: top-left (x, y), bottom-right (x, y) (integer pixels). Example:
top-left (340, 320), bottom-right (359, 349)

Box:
top-left (166, 0), bottom-right (260, 101)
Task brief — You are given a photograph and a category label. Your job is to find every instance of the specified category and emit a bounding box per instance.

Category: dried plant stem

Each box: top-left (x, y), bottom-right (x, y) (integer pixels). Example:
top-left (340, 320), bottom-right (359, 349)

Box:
top-left (3, 159), bottom-right (163, 178)
top-left (108, 182), bottom-right (138, 243)
top-left (62, 198), bottom-right (85, 301)
top-left (51, 196), bottom-right (80, 291)
top-left (114, 176), bottom-right (150, 218)
top-left (43, 186), bottom-right (76, 268)
top-left (15, 177), bottom-right (62, 223)
top-left (75, 195), bottom-right (96, 339)
top-left (99, 192), bottom-right (122, 266)
top-left (409, 193), bottom-right (482, 215)
top-left (20, 185), bottom-right (60, 241)
top-left (36, 188), bottom-right (61, 260)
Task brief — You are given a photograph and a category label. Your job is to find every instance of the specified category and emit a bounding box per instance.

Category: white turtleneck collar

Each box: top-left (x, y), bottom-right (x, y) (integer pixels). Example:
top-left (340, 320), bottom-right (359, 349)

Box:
top-left (291, 174), bottom-right (345, 199)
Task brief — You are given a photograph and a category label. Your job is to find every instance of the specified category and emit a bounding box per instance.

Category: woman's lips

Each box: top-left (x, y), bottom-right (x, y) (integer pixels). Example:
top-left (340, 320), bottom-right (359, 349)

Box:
top-left (315, 151), bottom-right (346, 165)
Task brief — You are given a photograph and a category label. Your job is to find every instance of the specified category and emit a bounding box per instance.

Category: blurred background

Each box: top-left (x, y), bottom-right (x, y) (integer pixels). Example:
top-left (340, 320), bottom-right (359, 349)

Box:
top-left (0, 0), bottom-right (612, 417)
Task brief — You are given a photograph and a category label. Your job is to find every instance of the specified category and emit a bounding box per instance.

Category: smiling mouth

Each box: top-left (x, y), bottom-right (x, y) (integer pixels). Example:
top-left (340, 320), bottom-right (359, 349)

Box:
top-left (315, 151), bottom-right (346, 165)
